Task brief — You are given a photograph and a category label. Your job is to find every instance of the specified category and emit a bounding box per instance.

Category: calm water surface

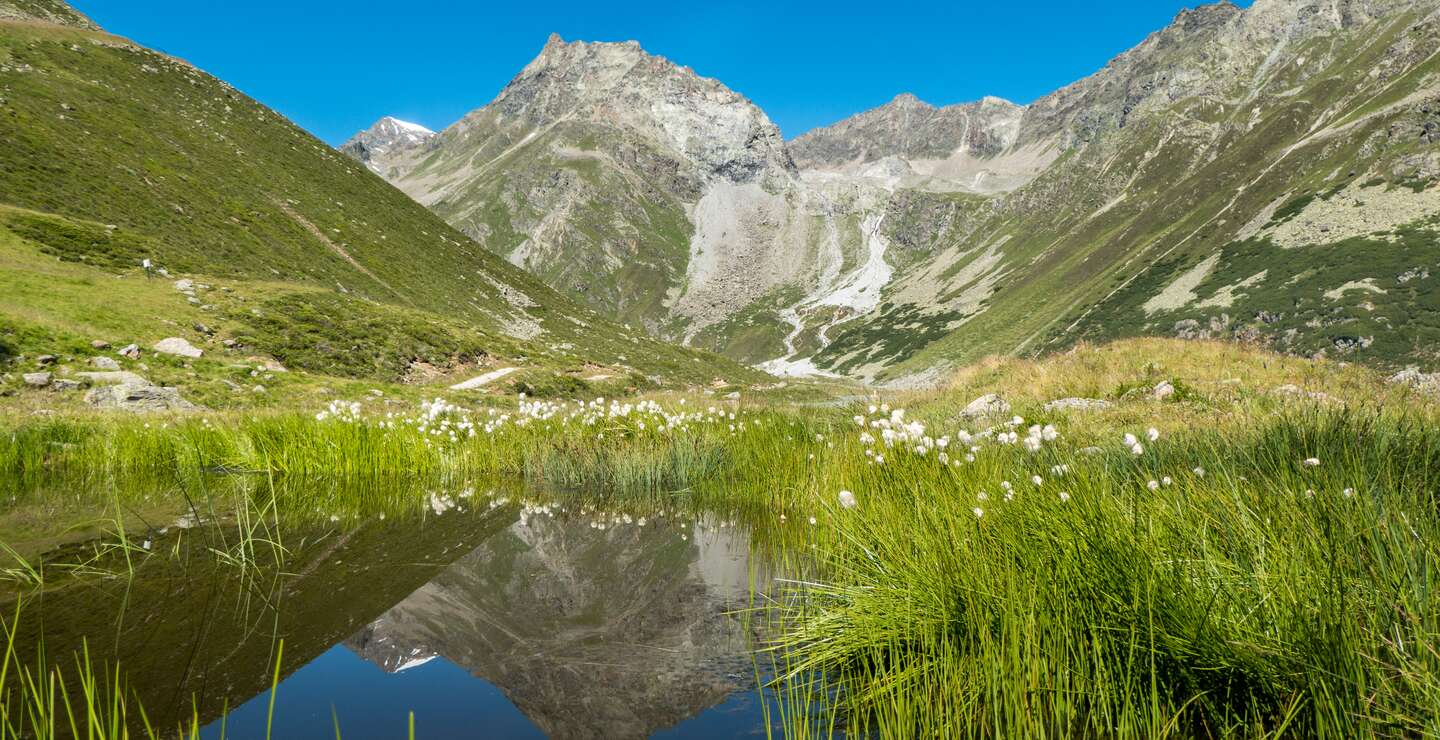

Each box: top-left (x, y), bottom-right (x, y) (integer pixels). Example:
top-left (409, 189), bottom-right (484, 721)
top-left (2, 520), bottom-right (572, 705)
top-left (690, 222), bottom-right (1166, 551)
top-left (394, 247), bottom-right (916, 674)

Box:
top-left (7, 488), bottom-right (781, 739)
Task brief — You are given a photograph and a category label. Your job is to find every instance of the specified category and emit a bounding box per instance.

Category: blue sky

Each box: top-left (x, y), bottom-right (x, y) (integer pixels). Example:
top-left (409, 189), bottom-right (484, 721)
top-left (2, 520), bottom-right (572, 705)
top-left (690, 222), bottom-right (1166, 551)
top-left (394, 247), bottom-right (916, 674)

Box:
top-left (70, 1), bottom-right (1250, 145)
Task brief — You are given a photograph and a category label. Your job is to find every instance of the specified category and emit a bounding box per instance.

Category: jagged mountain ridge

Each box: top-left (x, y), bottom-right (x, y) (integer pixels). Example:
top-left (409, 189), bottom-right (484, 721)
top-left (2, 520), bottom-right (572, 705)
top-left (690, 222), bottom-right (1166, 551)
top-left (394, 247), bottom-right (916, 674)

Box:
top-left (354, 0), bottom-right (1440, 381)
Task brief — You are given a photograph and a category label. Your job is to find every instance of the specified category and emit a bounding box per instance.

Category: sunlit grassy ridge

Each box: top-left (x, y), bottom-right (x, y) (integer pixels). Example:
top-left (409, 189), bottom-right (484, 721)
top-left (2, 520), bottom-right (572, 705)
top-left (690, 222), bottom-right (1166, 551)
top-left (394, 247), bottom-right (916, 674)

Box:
top-left (1, 339), bottom-right (1438, 736)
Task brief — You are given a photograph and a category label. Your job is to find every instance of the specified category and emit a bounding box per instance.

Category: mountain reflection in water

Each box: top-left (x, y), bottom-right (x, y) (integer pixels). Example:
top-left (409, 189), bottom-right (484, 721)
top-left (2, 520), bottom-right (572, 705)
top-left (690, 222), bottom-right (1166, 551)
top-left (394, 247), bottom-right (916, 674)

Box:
top-left (6, 496), bottom-right (775, 739)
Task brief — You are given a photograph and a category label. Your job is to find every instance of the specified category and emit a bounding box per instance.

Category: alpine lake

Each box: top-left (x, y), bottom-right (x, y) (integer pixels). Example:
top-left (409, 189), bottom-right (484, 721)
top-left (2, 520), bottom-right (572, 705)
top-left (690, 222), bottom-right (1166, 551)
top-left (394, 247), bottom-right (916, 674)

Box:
top-left (2, 476), bottom-right (791, 739)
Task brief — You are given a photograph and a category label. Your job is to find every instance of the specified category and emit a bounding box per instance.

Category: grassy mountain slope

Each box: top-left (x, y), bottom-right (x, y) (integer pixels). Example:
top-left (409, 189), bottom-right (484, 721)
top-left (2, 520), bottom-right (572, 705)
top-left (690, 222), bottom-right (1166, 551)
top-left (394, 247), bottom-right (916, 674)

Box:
top-left (821, 3), bottom-right (1440, 381)
top-left (0, 13), bottom-right (761, 405)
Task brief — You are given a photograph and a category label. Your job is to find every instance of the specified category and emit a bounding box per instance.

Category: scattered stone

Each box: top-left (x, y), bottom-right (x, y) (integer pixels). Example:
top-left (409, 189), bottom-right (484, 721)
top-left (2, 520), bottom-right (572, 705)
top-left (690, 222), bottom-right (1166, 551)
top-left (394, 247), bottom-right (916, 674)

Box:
top-left (153, 337), bottom-right (203, 359)
top-left (86, 382), bottom-right (198, 412)
top-left (36, 354), bottom-right (56, 366)
top-left (251, 385), bottom-right (266, 394)
top-left (961, 393), bottom-right (1011, 419)
top-left (118, 344), bottom-right (141, 359)
top-left (1388, 367), bottom-right (1440, 395)
top-left (221, 339), bottom-right (238, 348)
top-left (193, 323), bottom-right (214, 335)
top-left (52, 379), bottom-right (83, 391)
top-left (724, 391), bottom-right (741, 400)
top-left (1043, 397), bottom-right (1113, 412)
top-left (90, 339), bottom-right (110, 350)
top-left (1153, 381), bottom-right (1176, 401)
top-left (23, 371), bottom-right (52, 387)
top-left (89, 356), bottom-right (121, 370)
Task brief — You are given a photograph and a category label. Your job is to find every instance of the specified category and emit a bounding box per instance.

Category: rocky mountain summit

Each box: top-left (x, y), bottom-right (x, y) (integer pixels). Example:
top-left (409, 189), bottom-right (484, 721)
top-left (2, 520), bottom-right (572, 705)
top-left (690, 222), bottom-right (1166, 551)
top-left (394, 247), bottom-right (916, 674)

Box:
top-left (350, 0), bottom-right (1440, 382)
top-left (339, 116), bottom-right (435, 177)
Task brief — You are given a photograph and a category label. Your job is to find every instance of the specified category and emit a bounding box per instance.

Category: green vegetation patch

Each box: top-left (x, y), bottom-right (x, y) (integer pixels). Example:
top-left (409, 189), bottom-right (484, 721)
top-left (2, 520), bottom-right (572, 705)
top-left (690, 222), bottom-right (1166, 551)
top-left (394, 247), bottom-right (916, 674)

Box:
top-left (233, 291), bottom-right (496, 382)
top-left (1, 208), bottom-right (158, 270)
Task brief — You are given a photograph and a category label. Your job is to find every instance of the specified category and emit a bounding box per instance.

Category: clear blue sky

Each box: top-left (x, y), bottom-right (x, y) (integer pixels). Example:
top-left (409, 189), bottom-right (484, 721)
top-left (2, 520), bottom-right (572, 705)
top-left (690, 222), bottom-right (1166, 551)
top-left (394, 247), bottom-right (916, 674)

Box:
top-left (70, 0), bottom-right (1250, 145)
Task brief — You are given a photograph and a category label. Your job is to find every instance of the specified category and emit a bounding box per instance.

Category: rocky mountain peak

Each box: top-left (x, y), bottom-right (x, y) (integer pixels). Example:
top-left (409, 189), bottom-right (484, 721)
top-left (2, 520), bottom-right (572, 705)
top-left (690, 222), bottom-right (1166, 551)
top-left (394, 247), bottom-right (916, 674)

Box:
top-left (339, 116), bottom-right (437, 174)
top-left (482, 34), bottom-right (794, 182)
top-left (888, 92), bottom-right (933, 109)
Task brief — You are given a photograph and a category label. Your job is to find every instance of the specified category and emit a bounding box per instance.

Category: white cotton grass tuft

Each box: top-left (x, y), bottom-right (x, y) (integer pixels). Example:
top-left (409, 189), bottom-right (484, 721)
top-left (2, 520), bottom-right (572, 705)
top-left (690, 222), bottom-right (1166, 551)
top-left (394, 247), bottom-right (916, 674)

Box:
top-left (838, 490), bottom-right (857, 509)
top-left (1303, 457), bottom-right (1321, 468)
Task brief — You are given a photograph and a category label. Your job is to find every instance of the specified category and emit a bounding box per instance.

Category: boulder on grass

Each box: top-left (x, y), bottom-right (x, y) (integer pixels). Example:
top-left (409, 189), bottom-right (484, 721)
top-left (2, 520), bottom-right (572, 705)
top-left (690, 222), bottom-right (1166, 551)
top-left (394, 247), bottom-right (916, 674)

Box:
top-left (154, 337), bottom-right (203, 359)
top-left (961, 394), bottom-right (1010, 420)
top-left (85, 382), bottom-right (197, 412)
top-left (90, 356), bottom-right (121, 370)
top-left (22, 372), bottom-right (52, 387)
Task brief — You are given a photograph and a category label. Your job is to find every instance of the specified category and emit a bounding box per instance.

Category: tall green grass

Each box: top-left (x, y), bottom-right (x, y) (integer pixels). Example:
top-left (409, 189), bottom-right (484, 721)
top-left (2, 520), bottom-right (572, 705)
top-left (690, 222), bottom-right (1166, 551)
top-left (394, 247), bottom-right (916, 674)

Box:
top-left (757, 411), bottom-right (1440, 737)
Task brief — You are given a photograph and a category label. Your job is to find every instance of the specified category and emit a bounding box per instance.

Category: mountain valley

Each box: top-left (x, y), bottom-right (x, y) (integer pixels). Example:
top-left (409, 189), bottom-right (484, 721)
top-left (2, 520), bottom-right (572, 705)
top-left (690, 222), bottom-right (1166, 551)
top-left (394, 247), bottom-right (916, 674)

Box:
top-left (349, 0), bottom-right (1440, 382)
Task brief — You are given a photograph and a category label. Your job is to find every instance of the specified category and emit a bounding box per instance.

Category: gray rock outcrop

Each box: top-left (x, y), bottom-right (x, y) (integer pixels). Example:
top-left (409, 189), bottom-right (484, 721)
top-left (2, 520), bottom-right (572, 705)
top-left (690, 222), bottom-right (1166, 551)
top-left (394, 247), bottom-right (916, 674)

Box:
top-left (153, 337), bottom-right (203, 359)
top-left (961, 393), bottom-right (1011, 419)
top-left (85, 382), bottom-right (197, 412)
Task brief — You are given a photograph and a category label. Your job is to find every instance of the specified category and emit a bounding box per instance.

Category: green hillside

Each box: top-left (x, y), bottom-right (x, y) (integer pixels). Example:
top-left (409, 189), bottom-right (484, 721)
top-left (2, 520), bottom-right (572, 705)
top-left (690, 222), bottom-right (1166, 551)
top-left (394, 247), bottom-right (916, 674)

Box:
top-left (0, 13), bottom-right (761, 406)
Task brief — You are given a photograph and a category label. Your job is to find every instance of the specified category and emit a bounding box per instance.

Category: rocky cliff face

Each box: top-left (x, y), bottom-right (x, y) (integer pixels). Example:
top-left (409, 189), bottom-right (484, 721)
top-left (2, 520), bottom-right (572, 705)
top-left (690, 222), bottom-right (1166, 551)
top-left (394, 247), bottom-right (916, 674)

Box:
top-left (350, 0), bottom-right (1440, 381)
top-left (791, 94), bottom-right (1035, 193)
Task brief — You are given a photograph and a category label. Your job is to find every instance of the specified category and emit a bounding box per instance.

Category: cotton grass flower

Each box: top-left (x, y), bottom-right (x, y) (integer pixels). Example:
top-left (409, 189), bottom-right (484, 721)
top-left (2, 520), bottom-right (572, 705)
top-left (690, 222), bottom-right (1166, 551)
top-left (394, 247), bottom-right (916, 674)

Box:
top-left (1058, 491), bottom-right (1070, 502)
top-left (1303, 457), bottom-right (1321, 468)
top-left (972, 507), bottom-right (984, 518)
top-left (838, 490), bottom-right (857, 509)
top-left (1147, 427), bottom-right (1160, 442)
top-left (1147, 480), bottom-right (1160, 491)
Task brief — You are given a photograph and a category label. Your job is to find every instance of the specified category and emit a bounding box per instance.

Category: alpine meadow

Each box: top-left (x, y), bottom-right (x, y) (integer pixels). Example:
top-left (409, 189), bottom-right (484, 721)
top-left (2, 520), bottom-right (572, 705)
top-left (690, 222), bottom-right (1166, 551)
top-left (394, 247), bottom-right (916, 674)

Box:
top-left (2, 0), bottom-right (1440, 737)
